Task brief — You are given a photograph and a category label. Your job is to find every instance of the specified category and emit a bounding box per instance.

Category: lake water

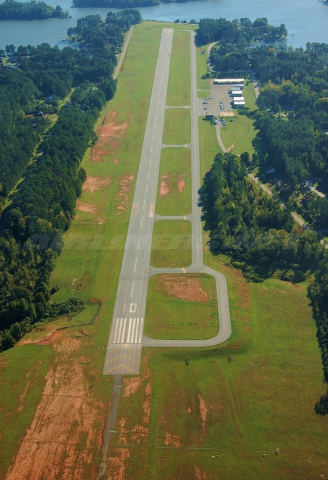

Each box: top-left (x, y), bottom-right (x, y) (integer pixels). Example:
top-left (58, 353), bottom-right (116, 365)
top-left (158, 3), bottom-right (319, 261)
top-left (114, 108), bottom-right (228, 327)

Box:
top-left (0, 0), bottom-right (327, 50)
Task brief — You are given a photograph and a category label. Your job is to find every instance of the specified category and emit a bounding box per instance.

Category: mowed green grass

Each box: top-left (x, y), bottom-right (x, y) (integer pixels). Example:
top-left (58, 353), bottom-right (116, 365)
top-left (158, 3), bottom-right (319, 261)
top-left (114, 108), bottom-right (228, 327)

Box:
top-left (198, 117), bottom-right (221, 179)
top-left (150, 220), bottom-right (192, 267)
top-left (196, 43), bottom-right (211, 91)
top-left (144, 273), bottom-right (219, 339)
top-left (111, 259), bottom-right (328, 480)
top-left (166, 31), bottom-right (191, 106)
top-left (163, 108), bottom-right (191, 145)
top-left (220, 114), bottom-right (256, 155)
top-left (156, 148), bottom-right (191, 216)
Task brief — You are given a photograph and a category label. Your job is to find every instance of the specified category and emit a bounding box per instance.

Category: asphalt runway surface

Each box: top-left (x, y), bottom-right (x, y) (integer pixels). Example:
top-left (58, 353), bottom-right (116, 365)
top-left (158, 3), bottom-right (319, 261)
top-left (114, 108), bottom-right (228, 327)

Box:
top-left (103, 29), bottom-right (231, 376)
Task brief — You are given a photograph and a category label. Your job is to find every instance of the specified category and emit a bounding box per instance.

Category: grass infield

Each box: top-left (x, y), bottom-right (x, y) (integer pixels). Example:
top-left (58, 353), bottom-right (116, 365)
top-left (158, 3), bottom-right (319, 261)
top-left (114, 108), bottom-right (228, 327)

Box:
top-left (150, 220), bottom-right (192, 268)
top-left (163, 108), bottom-right (191, 145)
top-left (166, 31), bottom-right (191, 106)
top-left (144, 273), bottom-right (219, 340)
top-left (156, 147), bottom-right (191, 216)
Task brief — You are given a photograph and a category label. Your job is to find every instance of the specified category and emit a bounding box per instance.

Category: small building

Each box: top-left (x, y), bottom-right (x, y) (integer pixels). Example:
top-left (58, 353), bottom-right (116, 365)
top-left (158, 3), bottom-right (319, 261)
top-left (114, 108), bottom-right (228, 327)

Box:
top-left (233, 100), bottom-right (245, 108)
top-left (265, 166), bottom-right (276, 174)
top-left (231, 90), bottom-right (243, 97)
top-left (213, 78), bottom-right (244, 85)
top-left (233, 84), bottom-right (244, 90)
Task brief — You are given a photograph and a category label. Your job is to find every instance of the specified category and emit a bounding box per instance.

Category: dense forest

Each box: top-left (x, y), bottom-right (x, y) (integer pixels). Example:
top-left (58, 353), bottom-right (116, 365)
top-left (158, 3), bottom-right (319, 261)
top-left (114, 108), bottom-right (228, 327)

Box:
top-left (0, 10), bottom-right (141, 351)
top-left (0, 0), bottom-right (69, 20)
top-left (200, 152), bottom-right (323, 282)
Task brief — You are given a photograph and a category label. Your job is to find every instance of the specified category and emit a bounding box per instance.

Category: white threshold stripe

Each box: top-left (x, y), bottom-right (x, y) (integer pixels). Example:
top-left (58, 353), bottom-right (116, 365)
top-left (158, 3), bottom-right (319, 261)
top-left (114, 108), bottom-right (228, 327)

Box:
top-left (127, 318), bottom-right (133, 343)
top-left (138, 318), bottom-right (144, 344)
top-left (134, 317), bottom-right (140, 343)
top-left (113, 318), bottom-right (120, 343)
top-left (117, 318), bottom-right (124, 344)
top-left (120, 317), bottom-right (127, 343)
top-left (130, 318), bottom-right (136, 344)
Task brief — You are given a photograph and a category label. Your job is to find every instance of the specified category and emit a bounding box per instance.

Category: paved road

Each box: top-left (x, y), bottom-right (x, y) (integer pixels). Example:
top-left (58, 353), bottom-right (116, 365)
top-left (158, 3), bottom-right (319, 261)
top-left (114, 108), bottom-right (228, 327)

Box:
top-left (103, 29), bottom-right (232, 375)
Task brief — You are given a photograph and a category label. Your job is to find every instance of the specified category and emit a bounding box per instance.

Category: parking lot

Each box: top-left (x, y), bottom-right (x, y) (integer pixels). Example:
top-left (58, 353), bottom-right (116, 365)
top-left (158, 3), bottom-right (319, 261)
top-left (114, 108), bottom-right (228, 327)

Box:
top-left (209, 83), bottom-right (234, 117)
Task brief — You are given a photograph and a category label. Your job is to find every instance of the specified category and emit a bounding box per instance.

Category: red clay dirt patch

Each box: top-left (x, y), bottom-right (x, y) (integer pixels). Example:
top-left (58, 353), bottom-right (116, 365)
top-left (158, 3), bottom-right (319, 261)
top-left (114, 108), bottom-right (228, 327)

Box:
top-left (5, 337), bottom-right (105, 480)
top-left (198, 394), bottom-right (207, 441)
top-left (116, 175), bottom-right (134, 214)
top-left (164, 432), bottom-right (183, 447)
top-left (156, 274), bottom-right (208, 302)
top-left (82, 176), bottom-right (113, 194)
top-left (177, 174), bottom-right (187, 193)
top-left (123, 377), bottom-right (142, 398)
top-left (160, 173), bottom-right (170, 197)
top-left (76, 198), bottom-right (98, 214)
top-left (195, 466), bottom-right (208, 480)
top-left (91, 110), bottom-right (129, 163)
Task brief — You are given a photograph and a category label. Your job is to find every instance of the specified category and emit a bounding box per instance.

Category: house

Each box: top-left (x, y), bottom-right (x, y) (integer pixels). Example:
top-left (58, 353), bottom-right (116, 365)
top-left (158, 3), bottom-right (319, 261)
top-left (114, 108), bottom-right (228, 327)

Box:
top-left (265, 167), bottom-right (276, 174)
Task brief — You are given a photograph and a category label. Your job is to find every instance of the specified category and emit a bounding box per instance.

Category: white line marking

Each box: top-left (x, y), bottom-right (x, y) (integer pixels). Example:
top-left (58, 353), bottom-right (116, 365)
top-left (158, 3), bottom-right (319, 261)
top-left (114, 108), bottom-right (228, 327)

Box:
top-left (130, 319), bottom-right (136, 344)
top-left (145, 184), bottom-right (148, 193)
top-left (143, 200), bottom-right (146, 210)
top-left (113, 318), bottom-right (120, 343)
top-left (134, 257), bottom-right (138, 272)
top-left (116, 318), bottom-right (123, 344)
top-left (120, 318), bottom-right (127, 343)
top-left (147, 170), bottom-right (149, 178)
top-left (123, 303), bottom-right (126, 313)
top-left (127, 319), bottom-right (132, 343)
top-left (134, 318), bottom-right (140, 343)
top-left (129, 303), bottom-right (137, 313)
top-left (138, 318), bottom-right (144, 343)
top-left (131, 281), bottom-right (135, 298)
top-left (137, 236), bottom-right (140, 249)
top-left (140, 218), bottom-right (143, 229)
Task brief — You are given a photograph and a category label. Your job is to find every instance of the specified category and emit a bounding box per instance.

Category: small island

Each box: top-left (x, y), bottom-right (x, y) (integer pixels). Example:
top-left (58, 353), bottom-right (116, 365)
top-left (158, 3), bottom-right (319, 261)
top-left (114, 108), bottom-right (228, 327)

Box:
top-left (0, 0), bottom-right (70, 21)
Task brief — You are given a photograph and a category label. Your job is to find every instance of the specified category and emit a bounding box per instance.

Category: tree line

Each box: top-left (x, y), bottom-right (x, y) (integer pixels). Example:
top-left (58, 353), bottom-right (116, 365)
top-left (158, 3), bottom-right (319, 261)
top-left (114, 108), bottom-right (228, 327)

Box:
top-left (0, 0), bottom-right (69, 20)
top-left (0, 10), bottom-right (141, 352)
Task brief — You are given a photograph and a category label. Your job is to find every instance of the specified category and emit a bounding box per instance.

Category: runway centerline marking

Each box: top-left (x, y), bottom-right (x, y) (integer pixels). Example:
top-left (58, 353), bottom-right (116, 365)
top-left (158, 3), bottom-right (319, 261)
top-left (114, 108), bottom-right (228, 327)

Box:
top-left (131, 281), bottom-right (135, 298)
top-left (134, 257), bottom-right (138, 272)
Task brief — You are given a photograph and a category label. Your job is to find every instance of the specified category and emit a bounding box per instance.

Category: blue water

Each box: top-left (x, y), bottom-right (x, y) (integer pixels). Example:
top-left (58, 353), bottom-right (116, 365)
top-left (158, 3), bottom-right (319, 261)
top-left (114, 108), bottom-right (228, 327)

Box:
top-left (0, 0), bottom-right (327, 50)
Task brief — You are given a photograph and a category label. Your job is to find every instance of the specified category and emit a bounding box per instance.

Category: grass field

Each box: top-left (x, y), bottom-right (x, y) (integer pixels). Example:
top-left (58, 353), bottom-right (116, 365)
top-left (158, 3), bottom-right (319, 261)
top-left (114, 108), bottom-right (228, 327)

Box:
top-left (198, 117), bottom-right (221, 179)
top-left (156, 147), bottom-right (191, 216)
top-left (220, 114), bottom-right (256, 155)
top-left (108, 256), bottom-right (328, 480)
top-left (144, 273), bottom-right (219, 339)
top-left (150, 220), bottom-right (192, 267)
top-left (0, 345), bottom-right (54, 478)
top-left (163, 108), bottom-right (191, 145)
top-left (166, 31), bottom-right (191, 106)
top-left (196, 43), bottom-right (211, 91)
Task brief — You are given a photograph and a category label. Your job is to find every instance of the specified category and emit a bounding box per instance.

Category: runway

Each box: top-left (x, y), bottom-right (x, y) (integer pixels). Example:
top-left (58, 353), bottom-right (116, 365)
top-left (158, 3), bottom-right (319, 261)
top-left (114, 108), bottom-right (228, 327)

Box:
top-left (103, 29), bottom-right (231, 376)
